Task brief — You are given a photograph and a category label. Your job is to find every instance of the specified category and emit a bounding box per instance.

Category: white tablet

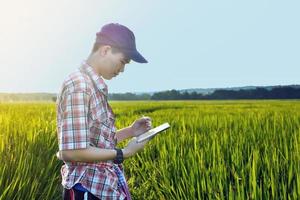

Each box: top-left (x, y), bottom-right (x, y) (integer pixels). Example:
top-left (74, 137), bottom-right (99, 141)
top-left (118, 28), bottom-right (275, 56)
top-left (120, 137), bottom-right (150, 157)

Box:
top-left (137, 122), bottom-right (170, 143)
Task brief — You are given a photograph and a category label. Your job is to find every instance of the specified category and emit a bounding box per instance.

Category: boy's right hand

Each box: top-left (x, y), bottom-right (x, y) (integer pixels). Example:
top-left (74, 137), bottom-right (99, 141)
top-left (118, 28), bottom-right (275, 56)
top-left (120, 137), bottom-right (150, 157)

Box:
top-left (122, 137), bottom-right (150, 158)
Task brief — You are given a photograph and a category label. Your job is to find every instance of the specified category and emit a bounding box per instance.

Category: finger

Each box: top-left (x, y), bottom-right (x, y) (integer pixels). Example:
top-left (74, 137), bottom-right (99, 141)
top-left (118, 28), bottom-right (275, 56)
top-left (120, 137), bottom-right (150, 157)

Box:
top-left (144, 120), bottom-right (152, 126)
top-left (146, 122), bottom-right (152, 128)
top-left (142, 116), bottom-right (151, 121)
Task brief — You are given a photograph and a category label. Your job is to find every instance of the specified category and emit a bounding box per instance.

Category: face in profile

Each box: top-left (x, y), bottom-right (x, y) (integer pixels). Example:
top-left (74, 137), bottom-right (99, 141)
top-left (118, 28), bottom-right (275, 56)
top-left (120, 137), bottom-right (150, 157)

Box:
top-left (97, 46), bottom-right (130, 80)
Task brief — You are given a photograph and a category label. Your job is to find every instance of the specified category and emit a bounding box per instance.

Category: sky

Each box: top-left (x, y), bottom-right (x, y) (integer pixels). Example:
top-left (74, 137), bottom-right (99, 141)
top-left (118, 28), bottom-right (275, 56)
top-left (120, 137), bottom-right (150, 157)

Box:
top-left (0, 0), bottom-right (299, 93)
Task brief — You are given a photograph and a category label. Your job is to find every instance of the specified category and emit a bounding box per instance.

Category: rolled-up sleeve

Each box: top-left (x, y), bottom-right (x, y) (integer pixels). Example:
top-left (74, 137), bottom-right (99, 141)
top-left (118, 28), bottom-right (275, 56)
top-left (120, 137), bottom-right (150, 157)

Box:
top-left (59, 91), bottom-right (90, 150)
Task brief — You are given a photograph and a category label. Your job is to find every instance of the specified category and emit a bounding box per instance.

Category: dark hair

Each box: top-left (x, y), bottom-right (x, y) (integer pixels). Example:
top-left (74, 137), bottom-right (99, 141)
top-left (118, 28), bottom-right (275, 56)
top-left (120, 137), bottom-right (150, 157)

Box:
top-left (91, 43), bottom-right (123, 55)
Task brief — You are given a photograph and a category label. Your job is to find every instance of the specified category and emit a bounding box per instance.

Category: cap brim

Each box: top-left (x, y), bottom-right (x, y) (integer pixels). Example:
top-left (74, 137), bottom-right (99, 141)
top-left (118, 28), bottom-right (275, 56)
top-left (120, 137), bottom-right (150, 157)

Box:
top-left (124, 50), bottom-right (148, 63)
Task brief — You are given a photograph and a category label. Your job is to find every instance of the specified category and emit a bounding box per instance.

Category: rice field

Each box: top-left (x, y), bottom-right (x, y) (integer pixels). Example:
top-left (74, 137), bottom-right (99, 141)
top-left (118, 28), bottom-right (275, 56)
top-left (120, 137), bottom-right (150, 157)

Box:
top-left (0, 100), bottom-right (299, 199)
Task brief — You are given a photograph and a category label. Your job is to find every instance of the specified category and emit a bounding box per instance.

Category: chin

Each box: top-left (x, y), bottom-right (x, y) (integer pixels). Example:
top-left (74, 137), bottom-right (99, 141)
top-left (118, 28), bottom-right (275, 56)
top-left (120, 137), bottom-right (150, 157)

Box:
top-left (101, 74), bottom-right (111, 80)
top-left (107, 76), bottom-right (114, 80)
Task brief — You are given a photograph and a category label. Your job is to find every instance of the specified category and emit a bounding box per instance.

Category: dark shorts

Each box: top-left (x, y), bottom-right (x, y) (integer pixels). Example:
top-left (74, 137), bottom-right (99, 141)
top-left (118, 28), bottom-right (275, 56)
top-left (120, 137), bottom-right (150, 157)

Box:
top-left (63, 187), bottom-right (100, 200)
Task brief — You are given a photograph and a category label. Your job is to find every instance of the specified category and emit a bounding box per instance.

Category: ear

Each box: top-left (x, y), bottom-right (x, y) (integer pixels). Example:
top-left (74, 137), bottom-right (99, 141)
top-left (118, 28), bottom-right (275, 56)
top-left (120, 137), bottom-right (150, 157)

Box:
top-left (99, 45), bottom-right (111, 56)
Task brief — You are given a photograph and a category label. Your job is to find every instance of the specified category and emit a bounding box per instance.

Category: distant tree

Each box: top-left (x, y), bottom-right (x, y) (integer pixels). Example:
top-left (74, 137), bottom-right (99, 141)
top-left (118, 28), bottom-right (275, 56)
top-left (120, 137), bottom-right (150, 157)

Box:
top-left (52, 96), bottom-right (57, 102)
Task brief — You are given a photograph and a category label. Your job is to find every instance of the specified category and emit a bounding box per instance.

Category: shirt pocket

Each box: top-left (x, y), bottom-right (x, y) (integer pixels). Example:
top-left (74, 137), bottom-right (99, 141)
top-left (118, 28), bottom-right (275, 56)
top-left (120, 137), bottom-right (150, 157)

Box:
top-left (90, 103), bottom-right (116, 147)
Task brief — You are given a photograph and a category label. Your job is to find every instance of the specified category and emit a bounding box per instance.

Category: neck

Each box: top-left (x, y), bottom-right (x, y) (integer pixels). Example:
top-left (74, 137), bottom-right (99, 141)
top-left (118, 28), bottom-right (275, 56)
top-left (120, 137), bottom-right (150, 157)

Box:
top-left (86, 54), bottom-right (100, 74)
top-left (86, 54), bottom-right (96, 69)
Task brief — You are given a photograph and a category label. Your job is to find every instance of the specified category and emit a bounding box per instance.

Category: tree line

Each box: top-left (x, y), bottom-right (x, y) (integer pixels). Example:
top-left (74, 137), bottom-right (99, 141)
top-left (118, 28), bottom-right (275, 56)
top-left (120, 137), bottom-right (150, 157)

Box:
top-left (1, 86), bottom-right (299, 102)
top-left (109, 86), bottom-right (300, 100)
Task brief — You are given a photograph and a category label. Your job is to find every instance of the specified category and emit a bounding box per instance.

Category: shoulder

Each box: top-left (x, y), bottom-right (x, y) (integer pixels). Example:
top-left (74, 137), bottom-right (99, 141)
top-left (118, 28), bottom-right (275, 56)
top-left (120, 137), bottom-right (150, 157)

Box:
top-left (61, 69), bottom-right (93, 95)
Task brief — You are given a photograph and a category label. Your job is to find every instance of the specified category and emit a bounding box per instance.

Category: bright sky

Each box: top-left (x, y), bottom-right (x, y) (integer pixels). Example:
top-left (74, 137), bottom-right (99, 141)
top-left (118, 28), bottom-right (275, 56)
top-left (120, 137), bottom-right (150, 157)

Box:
top-left (0, 0), bottom-right (299, 93)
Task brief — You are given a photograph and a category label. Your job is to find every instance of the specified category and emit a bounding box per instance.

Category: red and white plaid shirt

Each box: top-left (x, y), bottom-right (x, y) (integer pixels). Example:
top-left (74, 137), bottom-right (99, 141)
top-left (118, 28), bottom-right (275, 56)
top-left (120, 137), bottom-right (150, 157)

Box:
top-left (56, 60), bottom-right (127, 200)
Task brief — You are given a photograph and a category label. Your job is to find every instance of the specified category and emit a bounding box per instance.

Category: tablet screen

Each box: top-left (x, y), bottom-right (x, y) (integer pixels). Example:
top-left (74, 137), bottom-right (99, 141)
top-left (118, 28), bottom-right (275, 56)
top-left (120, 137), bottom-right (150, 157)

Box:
top-left (137, 122), bottom-right (170, 143)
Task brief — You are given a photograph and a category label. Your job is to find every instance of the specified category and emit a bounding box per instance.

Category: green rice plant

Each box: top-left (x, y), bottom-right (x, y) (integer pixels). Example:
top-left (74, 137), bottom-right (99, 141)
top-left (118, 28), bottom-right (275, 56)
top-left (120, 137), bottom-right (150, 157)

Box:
top-left (0, 100), bottom-right (299, 199)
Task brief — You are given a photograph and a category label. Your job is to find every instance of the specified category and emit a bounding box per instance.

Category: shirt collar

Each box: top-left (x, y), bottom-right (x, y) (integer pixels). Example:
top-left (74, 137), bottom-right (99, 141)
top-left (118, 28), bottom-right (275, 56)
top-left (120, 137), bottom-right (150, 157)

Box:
top-left (79, 60), bottom-right (108, 96)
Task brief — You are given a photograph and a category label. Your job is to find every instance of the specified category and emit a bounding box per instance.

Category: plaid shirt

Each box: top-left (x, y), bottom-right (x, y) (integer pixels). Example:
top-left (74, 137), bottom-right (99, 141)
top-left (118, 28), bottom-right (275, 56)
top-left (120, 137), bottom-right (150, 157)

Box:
top-left (56, 60), bottom-right (127, 200)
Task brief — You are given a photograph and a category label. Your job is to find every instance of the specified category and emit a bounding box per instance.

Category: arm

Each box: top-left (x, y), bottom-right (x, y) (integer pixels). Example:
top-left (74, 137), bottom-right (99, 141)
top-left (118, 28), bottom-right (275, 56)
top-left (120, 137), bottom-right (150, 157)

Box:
top-left (57, 88), bottom-right (152, 162)
top-left (115, 126), bottom-right (134, 144)
top-left (57, 89), bottom-right (118, 162)
top-left (59, 145), bottom-right (130, 162)
top-left (115, 116), bottom-right (152, 144)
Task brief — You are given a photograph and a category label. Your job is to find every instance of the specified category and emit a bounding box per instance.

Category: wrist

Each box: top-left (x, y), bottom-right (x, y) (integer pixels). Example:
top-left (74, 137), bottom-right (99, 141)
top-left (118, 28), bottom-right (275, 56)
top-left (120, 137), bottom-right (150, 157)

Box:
top-left (128, 126), bottom-right (135, 137)
top-left (113, 148), bottom-right (124, 164)
top-left (122, 148), bottom-right (131, 159)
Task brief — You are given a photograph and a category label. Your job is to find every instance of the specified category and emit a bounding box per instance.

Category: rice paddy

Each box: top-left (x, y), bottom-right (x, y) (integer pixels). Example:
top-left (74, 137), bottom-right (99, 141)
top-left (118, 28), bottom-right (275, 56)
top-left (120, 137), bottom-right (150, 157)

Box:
top-left (0, 100), bottom-right (299, 199)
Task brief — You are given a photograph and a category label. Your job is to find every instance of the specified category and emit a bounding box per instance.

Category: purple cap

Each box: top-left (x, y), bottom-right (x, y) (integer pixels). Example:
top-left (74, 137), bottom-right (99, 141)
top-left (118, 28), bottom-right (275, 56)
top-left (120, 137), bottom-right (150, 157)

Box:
top-left (95, 23), bottom-right (148, 63)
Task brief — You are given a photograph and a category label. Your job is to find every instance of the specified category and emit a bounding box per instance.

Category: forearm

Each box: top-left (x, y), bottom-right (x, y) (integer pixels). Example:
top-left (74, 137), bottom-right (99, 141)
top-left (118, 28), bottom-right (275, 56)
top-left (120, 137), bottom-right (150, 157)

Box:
top-left (115, 126), bottom-right (134, 144)
top-left (61, 146), bottom-right (128, 162)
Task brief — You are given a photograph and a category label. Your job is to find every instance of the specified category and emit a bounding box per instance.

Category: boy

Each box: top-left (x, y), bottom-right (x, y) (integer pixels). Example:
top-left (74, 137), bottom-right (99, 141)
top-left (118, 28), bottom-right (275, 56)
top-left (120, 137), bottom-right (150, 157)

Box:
top-left (56, 23), bottom-right (152, 200)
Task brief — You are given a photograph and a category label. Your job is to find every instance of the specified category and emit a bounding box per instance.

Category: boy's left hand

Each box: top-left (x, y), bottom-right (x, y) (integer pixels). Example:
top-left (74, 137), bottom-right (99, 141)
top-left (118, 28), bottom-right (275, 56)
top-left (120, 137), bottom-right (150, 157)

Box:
top-left (130, 116), bottom-right (152, 137)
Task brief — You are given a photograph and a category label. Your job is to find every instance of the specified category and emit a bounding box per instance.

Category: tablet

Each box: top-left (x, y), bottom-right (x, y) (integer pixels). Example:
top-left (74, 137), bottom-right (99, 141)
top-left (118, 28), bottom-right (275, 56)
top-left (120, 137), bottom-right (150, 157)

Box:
top-left (137, 122), bottom-right (170, 143)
